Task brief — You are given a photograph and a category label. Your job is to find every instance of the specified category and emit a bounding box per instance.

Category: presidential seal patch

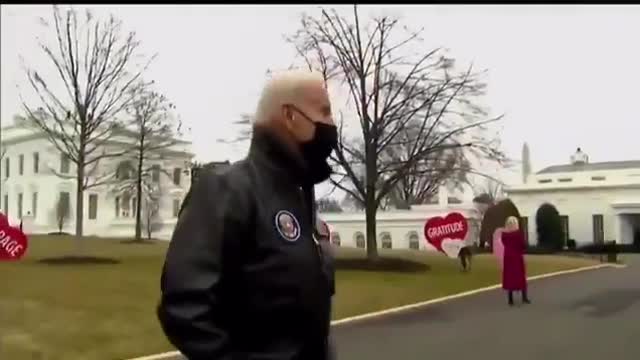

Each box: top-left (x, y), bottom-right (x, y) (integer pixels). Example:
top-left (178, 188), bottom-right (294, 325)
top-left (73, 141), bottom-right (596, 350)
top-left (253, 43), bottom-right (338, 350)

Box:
top-left (275, 210), bottom-right (300, 242)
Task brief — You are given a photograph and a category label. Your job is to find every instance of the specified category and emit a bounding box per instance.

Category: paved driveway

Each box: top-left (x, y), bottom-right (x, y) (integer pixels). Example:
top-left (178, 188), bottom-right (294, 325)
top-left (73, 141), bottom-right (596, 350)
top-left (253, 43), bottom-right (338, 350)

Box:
top-left (333, 258), bottom-right (640, 360)
top-left (164, 257), bottom-right (640, 360)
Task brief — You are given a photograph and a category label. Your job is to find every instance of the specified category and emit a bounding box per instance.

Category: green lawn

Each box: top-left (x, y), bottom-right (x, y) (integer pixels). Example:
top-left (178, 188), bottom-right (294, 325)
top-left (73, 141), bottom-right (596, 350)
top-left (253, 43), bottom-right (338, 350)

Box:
top-left (0, 236), bottom-right (598, 360)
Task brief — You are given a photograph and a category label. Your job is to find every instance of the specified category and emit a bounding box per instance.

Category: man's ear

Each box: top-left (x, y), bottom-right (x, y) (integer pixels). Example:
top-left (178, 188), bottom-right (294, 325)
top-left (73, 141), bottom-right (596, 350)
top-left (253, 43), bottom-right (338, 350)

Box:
top-left (283, 105), bottom-right (299, 132)
top-left (282, 104), bottom-right (293, 121)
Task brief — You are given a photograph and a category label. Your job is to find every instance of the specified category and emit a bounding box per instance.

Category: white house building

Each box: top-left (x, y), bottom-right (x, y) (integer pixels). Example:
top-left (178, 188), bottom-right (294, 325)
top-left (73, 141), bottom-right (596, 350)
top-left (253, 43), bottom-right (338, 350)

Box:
top-left (320, 186), bottom-right (481, 251)
top-left (1, 120), bottom-right (194, 238)
top-left (506, 148), bottom-right (640, 246)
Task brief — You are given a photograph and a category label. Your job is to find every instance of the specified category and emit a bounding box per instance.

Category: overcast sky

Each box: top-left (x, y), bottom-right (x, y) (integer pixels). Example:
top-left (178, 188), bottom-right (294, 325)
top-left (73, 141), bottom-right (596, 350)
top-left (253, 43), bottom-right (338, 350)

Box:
top-left (2, 4), bottom-right (639, 190)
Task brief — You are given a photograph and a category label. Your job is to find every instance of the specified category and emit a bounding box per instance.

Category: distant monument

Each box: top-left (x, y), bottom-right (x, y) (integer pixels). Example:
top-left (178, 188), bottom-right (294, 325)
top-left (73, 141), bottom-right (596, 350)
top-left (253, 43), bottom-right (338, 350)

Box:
top-left (522, 142), bottom-right (531, 184)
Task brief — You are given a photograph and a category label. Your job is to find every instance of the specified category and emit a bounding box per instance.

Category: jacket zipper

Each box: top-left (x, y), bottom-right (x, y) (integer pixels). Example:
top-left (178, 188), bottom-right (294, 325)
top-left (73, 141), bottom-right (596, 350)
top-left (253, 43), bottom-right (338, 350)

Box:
top-left (299, 188), bottom-right (325, 270)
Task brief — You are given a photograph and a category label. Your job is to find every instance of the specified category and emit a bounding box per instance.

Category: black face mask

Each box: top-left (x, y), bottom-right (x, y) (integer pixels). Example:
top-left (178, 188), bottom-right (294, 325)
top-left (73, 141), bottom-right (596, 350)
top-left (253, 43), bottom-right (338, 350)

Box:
top-left (291, 106), bottom-right (338, 185)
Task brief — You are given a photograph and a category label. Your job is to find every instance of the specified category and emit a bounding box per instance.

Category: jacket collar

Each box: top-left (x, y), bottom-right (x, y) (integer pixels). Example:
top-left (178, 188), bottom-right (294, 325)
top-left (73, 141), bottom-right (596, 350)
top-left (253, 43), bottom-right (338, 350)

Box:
top-left (247, 126), bottom-right (317, 225)
top-left (248, 125), bottom-right (308, 187)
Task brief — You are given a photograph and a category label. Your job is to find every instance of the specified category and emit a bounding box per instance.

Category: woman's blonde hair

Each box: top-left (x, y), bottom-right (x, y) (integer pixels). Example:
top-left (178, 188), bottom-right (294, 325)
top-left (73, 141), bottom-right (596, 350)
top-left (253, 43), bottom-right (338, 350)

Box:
top-left (505, 216), bottom-right (520, 231)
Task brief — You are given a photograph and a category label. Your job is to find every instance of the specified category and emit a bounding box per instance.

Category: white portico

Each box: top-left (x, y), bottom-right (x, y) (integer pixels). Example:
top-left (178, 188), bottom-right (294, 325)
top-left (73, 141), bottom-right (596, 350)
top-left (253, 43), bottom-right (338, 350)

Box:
top-left (611, 201), bottom-right (640, 246)
top-left (320, 184), bottom-right (481, 251)
top-left (506, 148), bottom-right (640, 246)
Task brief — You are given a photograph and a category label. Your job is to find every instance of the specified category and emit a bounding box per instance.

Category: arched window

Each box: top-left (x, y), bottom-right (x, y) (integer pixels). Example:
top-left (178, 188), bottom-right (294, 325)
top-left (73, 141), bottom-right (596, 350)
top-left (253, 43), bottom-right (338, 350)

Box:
top-left (121, 192), bottom-right (131, 217)
top-left (380, 232), bottom-right (392, 249)
top-left (407, 231), bottom-right (420, 250)
top-left (330, 232), bottom-right (341, 246)
top-left (354, 232), bottom-right (365, 248)
top-left (116, 161), bottom-right (135, 180)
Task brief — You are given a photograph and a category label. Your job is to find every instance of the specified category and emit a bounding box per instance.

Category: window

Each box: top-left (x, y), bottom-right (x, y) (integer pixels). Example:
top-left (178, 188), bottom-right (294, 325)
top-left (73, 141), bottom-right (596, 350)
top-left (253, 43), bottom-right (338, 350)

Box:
top-left (173, 198), bottom-right (181, 217)
top-left (538, 179), bottom-right (552, 184)
top-left (592, 214), bottom-right (604, 244)
top-left (152, 165), bottom-right (161, 183)
top-left (3, 194), bottom-right (8, 216)
top-left (115, 196), bottom-right (120, 217)
top-left (380, 232), bottom-right (392, 249)
top-left (17, 193), bottom-right (23, 218)
top-left (558, 178), bottom-right (572, 182)
top-left (408, 231), bottom-right (420, 250)
top-left (173, 168), bottom-right (182, 186)
top-left (330, 232), bottom-right (341, 246)
top-left (33, 152), bottom-right (40, 173)
top-left (591, 176), bottom-right (606, 181)
top-left (32, 192), bottom-right (38, 218)
top-left (116, 162), bottom-right (133, 180)
top-left (19, 154), bottom-right (24, 175)
top-left (58, 192), bottom-right (71, 220)
top-left (4, 157), bottom-right (9, 178)
top-left (60, 154), bottom-right (70, 174)
top-left (355, 232), bottom-right (365, 248)
top-left (89, 194), bottom-right (98, 220)
top-left (121, 193), bottom-right (131, 217)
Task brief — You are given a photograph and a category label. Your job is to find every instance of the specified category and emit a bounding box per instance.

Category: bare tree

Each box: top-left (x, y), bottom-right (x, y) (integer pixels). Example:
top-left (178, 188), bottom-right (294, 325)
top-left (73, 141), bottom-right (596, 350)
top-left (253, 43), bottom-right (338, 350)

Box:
top-left (19, 6), bottom-right (155, 245)
top-left (216, 113), bottom-right (253, 146)
top-left (316, 197), bottom-right (343, 213)
top-left (374, 120), bottom-right (472, 210)
top-left (121, 87), bottom-right (181, 241)
top-left (470, 176), bottom-right (505, 247)
top-left (287, 6), bottom-right (506, 260)
top-left (340, 192), bottom-right (365, 212)
top-left (471, 176), bottom-right (504, 205)
top-left (141, 186), bottom-right (163, 240)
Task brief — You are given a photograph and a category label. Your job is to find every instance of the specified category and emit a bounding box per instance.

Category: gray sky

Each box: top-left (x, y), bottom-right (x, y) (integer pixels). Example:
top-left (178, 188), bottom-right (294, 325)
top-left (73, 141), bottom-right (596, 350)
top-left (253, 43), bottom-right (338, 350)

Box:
top-left (2, 4), bottom-right (639, 188)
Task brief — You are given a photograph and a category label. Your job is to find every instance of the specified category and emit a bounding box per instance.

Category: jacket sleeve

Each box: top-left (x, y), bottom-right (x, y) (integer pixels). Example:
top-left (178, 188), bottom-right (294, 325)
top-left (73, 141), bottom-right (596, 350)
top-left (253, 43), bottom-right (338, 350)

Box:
top-left (157, 170), bottom-right (248, 359)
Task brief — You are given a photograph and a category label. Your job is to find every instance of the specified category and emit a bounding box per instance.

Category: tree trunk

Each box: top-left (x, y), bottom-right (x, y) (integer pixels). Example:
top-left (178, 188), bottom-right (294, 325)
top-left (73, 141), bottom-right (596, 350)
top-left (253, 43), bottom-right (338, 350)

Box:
top-left (75, 158), bottom-right (85, 254)
top-left (365, 140), bottom-right (378, 261)
top-left (134, 153), bottom-right (144, 241)
top-left (365, 198), bottom-right (378, 261)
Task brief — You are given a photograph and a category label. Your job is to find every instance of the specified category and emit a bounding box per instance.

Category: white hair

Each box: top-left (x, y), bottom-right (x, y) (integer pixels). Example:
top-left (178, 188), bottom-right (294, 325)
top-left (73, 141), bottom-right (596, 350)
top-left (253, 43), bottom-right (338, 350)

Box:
top-left (505, 216), bottom-right (520, 231)
top-left (254, 70), bottom-right (325, 124)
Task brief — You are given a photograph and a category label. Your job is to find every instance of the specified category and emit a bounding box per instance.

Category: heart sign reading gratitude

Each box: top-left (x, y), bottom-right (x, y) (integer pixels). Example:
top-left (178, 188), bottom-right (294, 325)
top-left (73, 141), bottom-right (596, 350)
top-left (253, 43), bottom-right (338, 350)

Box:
top-left (0, 212), bottom-right (28, 261)
top-left (424, 212), bottom-right (469, 258)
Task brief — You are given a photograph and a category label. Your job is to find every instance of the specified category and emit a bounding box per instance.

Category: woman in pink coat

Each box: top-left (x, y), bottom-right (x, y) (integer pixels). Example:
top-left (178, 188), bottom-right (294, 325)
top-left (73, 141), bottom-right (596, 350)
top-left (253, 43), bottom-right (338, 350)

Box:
top-left (501, 216), bottom-right (531, 306)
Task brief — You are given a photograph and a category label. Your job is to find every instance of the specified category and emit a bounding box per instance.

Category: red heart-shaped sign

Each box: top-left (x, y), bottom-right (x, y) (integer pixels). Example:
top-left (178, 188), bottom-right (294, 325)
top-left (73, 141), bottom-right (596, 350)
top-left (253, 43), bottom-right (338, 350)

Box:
top-left (424, 212), bottom-right (468, 254)
top-left (0, 213), bottom-right (29, 261)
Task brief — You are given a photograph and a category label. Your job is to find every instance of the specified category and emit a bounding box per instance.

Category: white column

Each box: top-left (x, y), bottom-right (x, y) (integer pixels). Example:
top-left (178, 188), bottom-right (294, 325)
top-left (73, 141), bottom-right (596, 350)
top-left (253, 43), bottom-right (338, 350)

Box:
top-left (21, 214), bottom-right (35, 235)
top-left (614, 214), bottom-right (622, 244)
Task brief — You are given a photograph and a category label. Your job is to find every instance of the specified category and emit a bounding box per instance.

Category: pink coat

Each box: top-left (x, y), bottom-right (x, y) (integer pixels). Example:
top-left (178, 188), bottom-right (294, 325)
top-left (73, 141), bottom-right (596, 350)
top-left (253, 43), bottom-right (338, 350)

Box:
top-left (492, 228), bottom-right (504, 269)
top-left (501, 230), bottom-right (527, 291)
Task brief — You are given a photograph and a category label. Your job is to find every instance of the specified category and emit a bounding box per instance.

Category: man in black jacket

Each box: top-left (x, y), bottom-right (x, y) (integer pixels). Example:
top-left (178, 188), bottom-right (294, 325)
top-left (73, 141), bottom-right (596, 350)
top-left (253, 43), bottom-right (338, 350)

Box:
top-left (157, 70), bottom-right (337, 360)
